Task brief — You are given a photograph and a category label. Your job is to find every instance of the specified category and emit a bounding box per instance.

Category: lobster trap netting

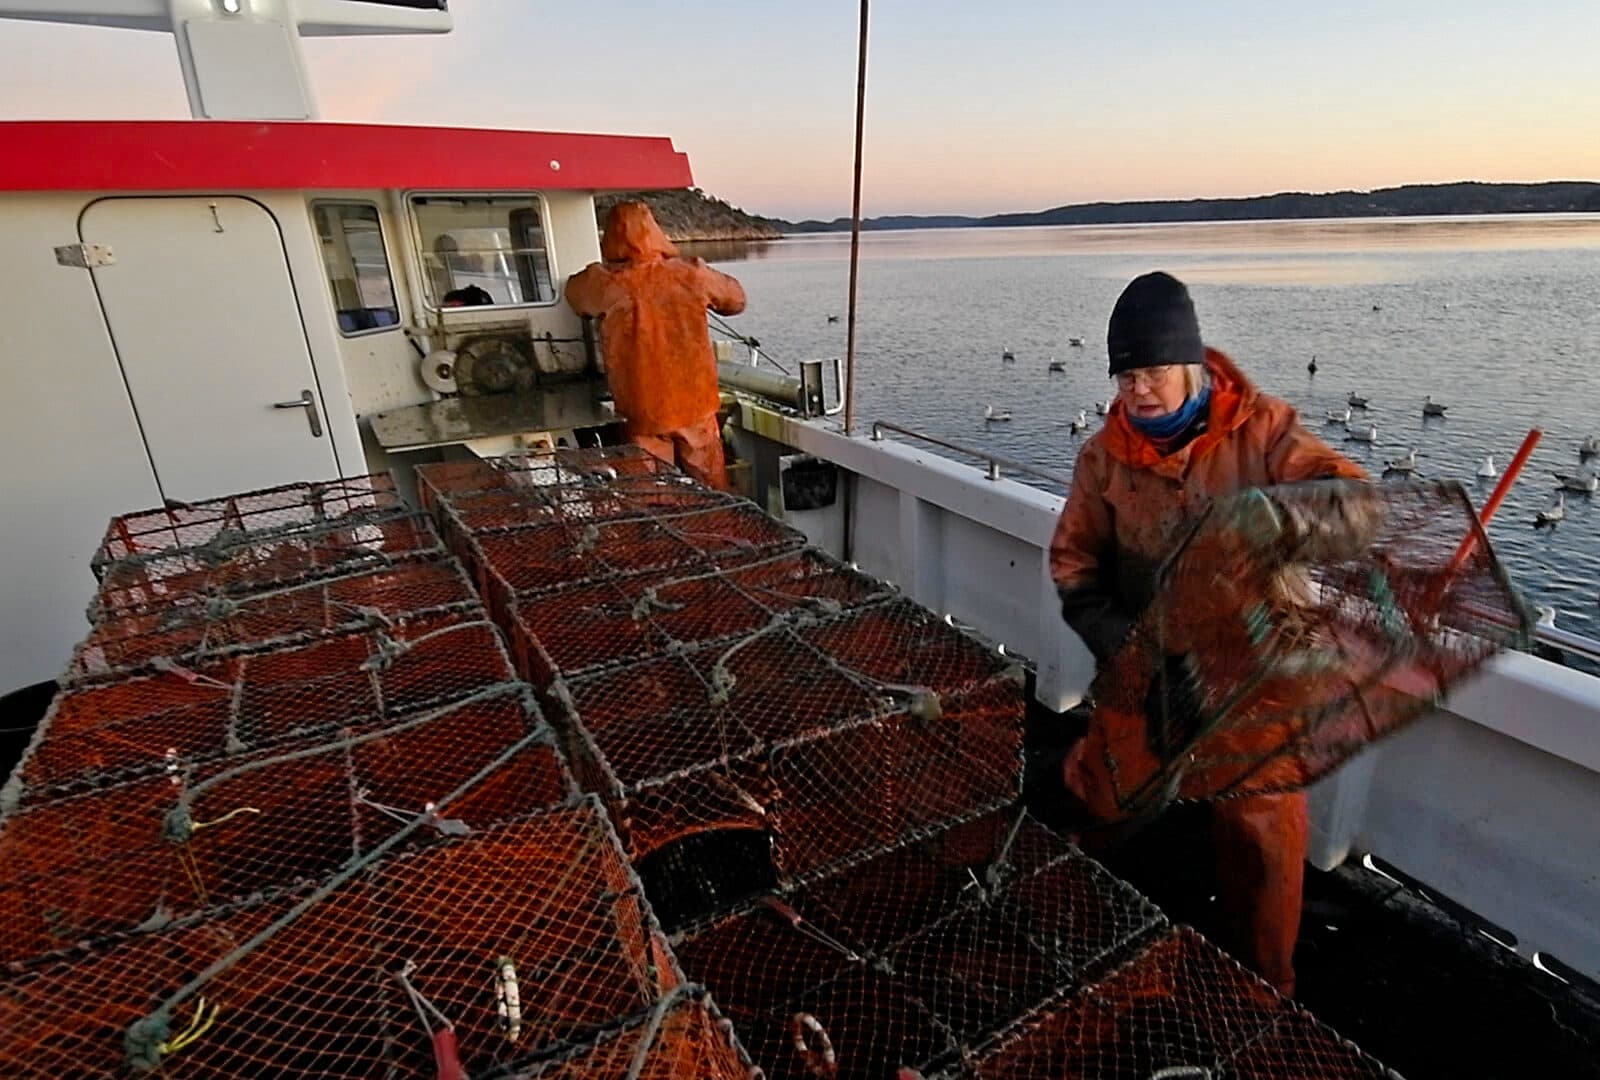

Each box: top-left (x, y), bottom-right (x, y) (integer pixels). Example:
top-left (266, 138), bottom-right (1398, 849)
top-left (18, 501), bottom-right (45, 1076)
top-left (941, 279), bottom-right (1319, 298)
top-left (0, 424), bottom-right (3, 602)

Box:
top-left (0, 455), bottom-right (1405, 1080)
top-left (91, 511), bottom-right (445, 624)
top-left (464, 501), bottom-right (807, 619)
top-left (512, 987), bottom-right (756, 1080)
top-left (434, 475), bottom-right (741, 549)
top-left (1083, 479), bottom-right (1531, 818)
top-left (0, 684), bottom-right (570, 963)
top-left (64, 559), bottom-right (482, 684)
top-left (10, 614), bottom-right (516, 808)
top-left (557, 606), bottom-right (1024, 886)
top-left (92, 474), bottom-right (410, 577)
top-left (415, 445), bottom-right (683, 517)
top-left (0, 800), bottom-right (685, 1078)
top-left (508, 550), bottom-right (892, 685)
top-left (673, 811), bottom-right (1167, 1080)
top-left (962, 927), bottom-right (1398, 1080)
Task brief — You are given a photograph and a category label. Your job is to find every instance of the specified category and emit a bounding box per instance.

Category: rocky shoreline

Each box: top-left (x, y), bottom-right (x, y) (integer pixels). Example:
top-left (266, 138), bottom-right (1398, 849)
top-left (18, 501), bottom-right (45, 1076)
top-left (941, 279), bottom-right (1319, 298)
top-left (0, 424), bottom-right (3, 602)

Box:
top-left (595, 188), bottom-right (782, 243)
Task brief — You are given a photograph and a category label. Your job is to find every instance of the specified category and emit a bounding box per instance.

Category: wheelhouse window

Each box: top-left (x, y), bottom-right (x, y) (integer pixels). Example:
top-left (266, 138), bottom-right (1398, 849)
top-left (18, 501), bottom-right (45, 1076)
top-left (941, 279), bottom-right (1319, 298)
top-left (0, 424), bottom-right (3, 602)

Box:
top-left (313, 202), bottom-right (400, 335)
top-left (411, 194), bottom-right (556, 308)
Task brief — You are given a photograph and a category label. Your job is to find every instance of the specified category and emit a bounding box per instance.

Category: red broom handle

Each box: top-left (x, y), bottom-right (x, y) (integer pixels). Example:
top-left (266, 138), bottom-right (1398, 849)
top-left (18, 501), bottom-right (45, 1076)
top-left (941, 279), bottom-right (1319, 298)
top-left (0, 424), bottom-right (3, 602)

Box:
top-left (1447, 427), bottom-right (1541, 575)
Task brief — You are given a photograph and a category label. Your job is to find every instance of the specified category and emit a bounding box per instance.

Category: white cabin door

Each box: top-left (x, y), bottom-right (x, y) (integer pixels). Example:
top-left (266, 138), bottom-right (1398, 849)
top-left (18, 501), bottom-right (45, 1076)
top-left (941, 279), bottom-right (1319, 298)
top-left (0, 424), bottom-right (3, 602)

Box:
top-left (81, 196), bottom-right (340, 501)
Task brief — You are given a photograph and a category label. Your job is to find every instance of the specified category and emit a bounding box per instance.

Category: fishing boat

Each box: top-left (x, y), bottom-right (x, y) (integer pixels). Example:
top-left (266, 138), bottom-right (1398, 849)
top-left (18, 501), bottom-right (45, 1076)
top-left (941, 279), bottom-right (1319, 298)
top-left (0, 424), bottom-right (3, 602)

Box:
top-left (0, 5), bottom-right (1596, 1079)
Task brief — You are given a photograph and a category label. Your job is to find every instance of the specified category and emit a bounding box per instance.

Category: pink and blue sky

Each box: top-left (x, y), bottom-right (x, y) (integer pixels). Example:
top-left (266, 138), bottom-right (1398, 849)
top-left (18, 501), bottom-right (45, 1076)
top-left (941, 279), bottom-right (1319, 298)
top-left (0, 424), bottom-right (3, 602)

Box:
top-left (1, 0), bottom-right (1597, 220)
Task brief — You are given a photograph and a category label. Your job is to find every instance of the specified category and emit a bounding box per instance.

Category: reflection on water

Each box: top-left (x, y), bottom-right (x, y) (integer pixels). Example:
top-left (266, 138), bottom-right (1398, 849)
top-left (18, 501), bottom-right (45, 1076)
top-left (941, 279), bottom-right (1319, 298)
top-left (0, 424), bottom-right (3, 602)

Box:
top-left (1170, 260), bottom-right (1405, 287)
top-left (677, 238), bottom-right (779, 263)
top-left (717, 213), bottom-right (1600, 263)
top-left (709, 214), bottom-right (1600, 645)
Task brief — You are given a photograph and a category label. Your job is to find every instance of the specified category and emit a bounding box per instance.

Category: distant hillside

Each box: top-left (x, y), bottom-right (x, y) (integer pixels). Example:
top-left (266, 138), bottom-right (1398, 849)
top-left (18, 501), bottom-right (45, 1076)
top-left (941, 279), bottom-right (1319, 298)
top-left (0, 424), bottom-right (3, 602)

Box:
top-left (782, 181), bottom-right (1600, 233)
top-left (595, 188), bottom-right (783, 242)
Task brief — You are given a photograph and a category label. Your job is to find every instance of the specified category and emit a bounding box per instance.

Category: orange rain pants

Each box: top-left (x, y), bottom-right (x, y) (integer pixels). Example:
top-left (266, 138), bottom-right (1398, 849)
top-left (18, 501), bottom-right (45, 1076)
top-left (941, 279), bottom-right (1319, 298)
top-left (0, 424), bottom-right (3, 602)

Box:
top-left (1213, 792), bottom-right (1308, 997)
top-left (630, 413), bottom-right (729, 491)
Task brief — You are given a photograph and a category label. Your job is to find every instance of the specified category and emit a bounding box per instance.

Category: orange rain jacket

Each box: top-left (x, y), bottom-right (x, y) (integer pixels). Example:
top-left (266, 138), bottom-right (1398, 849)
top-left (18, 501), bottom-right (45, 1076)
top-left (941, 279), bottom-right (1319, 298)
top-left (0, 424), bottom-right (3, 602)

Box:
top-left (1049, 347), bottom-right (1366, 663)
top-left (565, 203), bottom-right (748, 437)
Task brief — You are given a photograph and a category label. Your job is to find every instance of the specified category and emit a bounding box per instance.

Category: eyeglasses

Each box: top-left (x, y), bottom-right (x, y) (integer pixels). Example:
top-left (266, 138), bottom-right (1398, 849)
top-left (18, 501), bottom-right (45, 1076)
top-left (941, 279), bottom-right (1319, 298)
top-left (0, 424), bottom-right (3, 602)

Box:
top-left (1114, 365), bottom-right (1176, 392)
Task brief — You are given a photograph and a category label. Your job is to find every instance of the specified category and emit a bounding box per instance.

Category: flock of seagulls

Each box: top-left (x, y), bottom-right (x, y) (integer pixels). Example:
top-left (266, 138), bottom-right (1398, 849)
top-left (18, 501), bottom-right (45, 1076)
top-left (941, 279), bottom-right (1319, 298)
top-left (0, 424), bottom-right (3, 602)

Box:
top-left (1002, 345), bottom-right (1078, 374)
top-left (1328, 390), bottom-right (1600, 526)
top-left (989, 345), bottom-right (1106, 434)
top-left (985, 347), bottom-right (1598, 531)
top-left (1325, 389), bottom-right (1456, 449)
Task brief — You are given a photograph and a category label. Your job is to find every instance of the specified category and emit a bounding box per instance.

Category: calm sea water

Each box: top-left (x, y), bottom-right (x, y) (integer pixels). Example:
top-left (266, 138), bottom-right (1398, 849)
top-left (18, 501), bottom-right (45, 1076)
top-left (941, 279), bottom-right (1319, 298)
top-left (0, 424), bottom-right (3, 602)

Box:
top-left (693, 215), bottom-right (1600, 643)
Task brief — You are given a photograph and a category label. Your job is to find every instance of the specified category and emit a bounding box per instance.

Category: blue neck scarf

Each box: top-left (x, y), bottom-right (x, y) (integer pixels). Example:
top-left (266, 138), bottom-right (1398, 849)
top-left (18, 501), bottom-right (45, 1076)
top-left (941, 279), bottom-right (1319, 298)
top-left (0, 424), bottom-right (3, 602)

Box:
top-left (1129, 384), bottom-right (1212, 443)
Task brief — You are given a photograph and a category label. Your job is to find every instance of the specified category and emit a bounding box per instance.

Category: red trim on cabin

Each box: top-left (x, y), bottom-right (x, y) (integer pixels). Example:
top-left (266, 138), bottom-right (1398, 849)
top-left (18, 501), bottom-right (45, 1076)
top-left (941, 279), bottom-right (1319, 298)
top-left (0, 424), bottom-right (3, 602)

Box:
top-left (0, 121), bottom-right (693, 193)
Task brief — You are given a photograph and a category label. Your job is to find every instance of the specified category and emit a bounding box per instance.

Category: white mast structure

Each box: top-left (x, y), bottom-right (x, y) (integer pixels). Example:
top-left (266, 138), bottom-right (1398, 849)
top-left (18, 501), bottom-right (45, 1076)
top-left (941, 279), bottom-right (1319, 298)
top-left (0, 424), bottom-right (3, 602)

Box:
top-left (0, 0), bottom-right (451, 120)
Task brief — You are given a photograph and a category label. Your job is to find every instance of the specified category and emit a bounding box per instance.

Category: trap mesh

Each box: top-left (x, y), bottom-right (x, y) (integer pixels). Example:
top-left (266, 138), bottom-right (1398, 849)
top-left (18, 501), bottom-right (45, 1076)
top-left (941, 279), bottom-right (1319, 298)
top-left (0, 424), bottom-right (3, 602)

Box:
top-left (0, 685), bottom-right (569, 963)
top-left (92, 474), bottom-right (409, 577)
top-left (508, 550), bottom-right (889, 686)
top-left (91, 512), bottom-right (445, 624)
top-left (964, 927), bottom-right (1398, 1080)
top-left (64, 559), bottom-right (481, 684)
top-left (0, 801), bottom-right (682, 1078)
top-left (438, 476), bottom-right (739, 542)
top-left (0, 455), bottom-right (1405, 1080)
top-left (674, 812), bottom-right (1165, 1080)
top-left (12, 614), bottom-right (516, 807)
top-left (466, 501), bottom-right (806, 619)
top-left (415, 446), bottom-right (681, 517)
top-left (1087, 479), bottom-right (1530, 816)
top-left (558, 612), bottom-right (1023, 884)
top-left (513, 987), bottom-right (755, 1079)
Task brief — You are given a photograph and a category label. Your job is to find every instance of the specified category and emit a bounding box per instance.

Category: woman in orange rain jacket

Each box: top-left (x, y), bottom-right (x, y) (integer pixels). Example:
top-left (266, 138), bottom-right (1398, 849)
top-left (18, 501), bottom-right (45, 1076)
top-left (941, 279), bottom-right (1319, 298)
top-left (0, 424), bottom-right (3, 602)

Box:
top-left (1049, 271), bottom-right (1366, 996)
top-left (565, 203), bottom-right (747, 489)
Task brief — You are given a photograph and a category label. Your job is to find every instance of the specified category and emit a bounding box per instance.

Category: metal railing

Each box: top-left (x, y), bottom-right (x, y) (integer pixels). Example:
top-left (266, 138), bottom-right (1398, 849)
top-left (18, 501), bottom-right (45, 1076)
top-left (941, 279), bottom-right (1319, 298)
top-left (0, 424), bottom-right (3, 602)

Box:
top-left (1534, 623), bottom-right (1600, 664)
top-left (869, 420), bottom-right (1073, 488)
top-left (864, 421), bottom-right (1600, 664)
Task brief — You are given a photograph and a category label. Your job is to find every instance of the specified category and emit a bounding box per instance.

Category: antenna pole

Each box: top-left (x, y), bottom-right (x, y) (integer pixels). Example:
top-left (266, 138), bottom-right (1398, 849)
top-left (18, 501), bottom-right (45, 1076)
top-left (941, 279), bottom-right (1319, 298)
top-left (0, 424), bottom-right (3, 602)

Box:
top-left (842, 0), bottom-right (869, 436)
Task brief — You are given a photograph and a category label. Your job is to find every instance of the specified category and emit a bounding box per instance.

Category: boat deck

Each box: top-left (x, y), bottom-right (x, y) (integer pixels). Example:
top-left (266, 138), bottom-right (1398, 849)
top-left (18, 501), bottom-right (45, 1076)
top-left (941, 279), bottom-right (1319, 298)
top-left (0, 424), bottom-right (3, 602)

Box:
top-left (2, 447), bottom-right (1591, 1076)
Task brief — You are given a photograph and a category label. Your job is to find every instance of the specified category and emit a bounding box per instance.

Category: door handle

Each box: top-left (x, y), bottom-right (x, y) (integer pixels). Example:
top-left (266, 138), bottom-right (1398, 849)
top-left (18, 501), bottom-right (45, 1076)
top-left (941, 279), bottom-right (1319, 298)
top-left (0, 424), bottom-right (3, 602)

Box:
top-left (273, 389), bottom-right (324, 438)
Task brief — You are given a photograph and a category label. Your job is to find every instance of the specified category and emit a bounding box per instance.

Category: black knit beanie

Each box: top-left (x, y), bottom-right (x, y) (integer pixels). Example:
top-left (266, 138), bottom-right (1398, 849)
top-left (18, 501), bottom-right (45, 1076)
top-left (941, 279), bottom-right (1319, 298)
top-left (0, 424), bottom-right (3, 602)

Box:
top-left (1106, 271), bottom-right (1203, 376)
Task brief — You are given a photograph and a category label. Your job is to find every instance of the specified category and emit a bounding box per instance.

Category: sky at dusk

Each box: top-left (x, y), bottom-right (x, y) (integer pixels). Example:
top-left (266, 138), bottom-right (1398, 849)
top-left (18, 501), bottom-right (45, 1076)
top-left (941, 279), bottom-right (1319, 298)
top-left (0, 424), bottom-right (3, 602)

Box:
top-left (1, 0), bottom-right (1597, 220)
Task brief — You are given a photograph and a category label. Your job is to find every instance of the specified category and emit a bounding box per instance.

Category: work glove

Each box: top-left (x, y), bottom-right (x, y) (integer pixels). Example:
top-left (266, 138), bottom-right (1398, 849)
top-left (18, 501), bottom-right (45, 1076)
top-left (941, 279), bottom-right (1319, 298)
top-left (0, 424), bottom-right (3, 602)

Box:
top-left (1227, 480), bottom-right (1385, 565)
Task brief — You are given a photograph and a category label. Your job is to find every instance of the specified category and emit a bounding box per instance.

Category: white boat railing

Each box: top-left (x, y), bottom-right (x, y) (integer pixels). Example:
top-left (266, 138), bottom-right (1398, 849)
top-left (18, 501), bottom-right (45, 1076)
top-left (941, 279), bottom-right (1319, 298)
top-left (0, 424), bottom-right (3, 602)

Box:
top-left (865, 417), bottom-right (1600, 666)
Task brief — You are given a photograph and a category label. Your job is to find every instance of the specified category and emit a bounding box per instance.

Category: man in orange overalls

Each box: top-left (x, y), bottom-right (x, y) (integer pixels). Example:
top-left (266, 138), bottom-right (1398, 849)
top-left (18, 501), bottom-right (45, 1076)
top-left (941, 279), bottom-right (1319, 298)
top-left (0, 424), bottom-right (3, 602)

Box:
top-left (565, 203), bottom-right (747, 489)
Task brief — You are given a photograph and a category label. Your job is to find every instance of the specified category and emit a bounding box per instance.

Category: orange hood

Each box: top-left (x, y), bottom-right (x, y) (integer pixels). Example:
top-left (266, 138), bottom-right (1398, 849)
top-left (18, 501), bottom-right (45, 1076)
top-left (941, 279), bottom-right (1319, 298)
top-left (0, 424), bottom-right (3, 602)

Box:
top-left (1101, 347), bottom-right (1259, 470)
top-left (599, 201), bottom-right (680, 263)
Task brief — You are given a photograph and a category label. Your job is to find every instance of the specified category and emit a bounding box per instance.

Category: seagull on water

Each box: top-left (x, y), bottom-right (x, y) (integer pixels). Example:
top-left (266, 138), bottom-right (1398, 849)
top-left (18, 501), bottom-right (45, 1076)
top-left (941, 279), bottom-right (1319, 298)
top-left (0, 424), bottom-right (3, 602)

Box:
top-left (1536, 493), bottom-right (1566, 527)
top-left (985, 404), bottom-right (1012, 422)
top-left (1383, 448), bottom-right (1419, 474)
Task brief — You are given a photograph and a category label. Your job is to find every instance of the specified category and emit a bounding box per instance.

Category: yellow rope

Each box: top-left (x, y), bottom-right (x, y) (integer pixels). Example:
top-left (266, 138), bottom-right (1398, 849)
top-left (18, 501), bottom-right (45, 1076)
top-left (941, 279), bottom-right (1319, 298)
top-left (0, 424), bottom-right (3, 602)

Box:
top-left (160, 997), bottom-right (220, 1056)
top-left (190, 806), bottom-right (262, 831)
top-left (176, 847), bottom-right (211, 908)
